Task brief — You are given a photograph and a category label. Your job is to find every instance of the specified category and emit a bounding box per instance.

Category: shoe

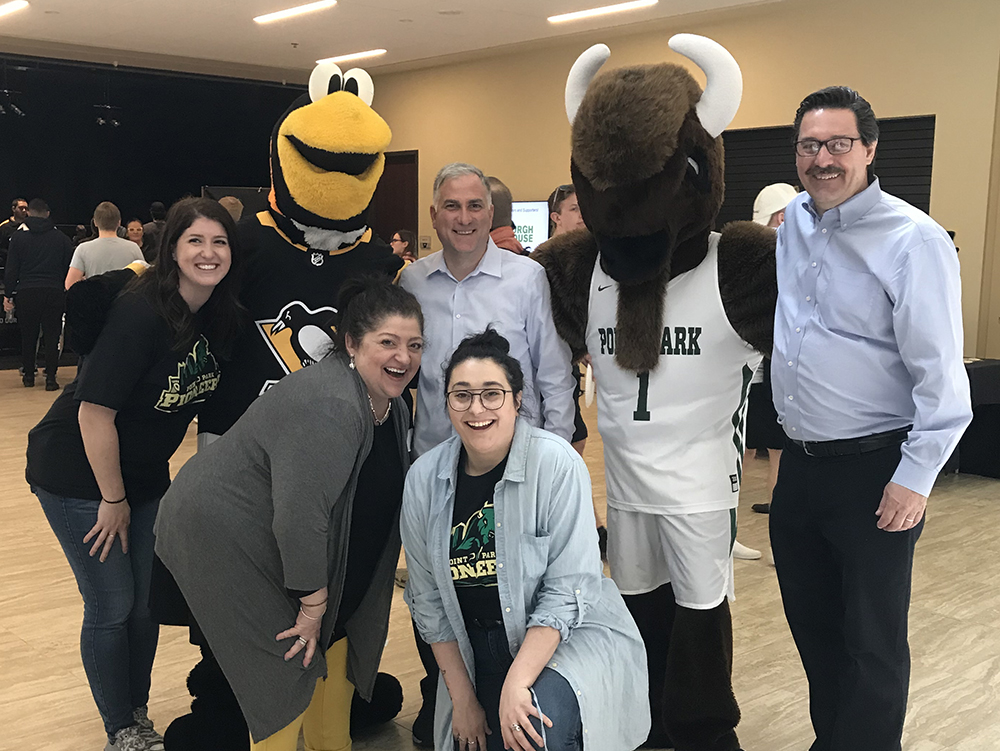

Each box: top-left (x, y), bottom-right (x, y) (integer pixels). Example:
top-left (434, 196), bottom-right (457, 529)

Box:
top-left (597, 525), bottom-right (608, 562)
top-left (45, 379), bottom-right (59, 391)
top-left (733, 540), bottom-right (761, 560)
top-left (22, 375), bottom-right (34, 387)
top-left (751, 502), bottom-right (771, 514)
top-left (133, 706), bottom-right (165, 750)
top-left (104, 725), bottom-right (147, 751)
top-left (411, 702), bottom-right (434, 748)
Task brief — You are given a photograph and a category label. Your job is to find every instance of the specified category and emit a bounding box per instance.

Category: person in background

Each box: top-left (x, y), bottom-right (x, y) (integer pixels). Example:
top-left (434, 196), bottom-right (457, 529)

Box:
top-left (218, 195), bottom-right (244, 223)
top-left (547, 185), bottom-right (585, 237)
top-left (746, 183), bottom-right (799, 518)
top-left (402, 328), bottom-right (649, 751)
top-left (126, 218), bottom-right (145, 249)
top-left (390, 228), bottom-right (418, 263)
top-left (542, 181), bottom-right (606, 557)
top-left (154, 278), bottom-right (422, 750)
top-left (486, 176), bottom-right (526, 255)
top-left (0, 196), bottom-right (28, 272)
top-left (143, 201), bottom-right (167, 255)
top-left (771, 86), bottom-right (972, 751)
top-left (25, 197), bottom-right (244, 751)
top-left (4, 198), bottom-right (74, 389)
top-left (65, 202), bottom-right (145, 289)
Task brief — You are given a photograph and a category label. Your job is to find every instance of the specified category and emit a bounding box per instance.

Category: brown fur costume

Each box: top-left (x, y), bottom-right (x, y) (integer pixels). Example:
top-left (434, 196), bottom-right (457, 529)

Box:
top-left (532, 37), bottom-right (777, 751)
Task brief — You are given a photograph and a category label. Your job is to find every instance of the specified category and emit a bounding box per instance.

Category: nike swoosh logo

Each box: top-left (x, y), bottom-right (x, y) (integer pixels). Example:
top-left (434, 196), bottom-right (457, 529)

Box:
top-left (598, 284), bottom-right (613, 292)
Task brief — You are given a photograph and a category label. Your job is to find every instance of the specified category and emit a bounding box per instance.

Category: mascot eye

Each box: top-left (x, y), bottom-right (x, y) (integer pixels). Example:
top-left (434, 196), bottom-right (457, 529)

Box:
top-left (686, 157), bottom-right (700, 176)
top-left (308, 62), bottom-right (345, 104)
top-left (343, 68), bottom-right (375, 107)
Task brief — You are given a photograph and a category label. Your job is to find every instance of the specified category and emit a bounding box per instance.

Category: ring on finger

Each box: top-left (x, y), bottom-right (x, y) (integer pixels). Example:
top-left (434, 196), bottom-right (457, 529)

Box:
top-left (511, 723), bottom-right (523, 732)
top-left (297, 637), bottom-right (307, 646)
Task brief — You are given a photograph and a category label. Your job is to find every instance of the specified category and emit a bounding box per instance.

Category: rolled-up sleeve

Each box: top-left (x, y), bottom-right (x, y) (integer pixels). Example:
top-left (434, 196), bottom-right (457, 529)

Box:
top-left (401, 466), bottom-right (458, 644)
top-left (525, 265), bottom-right (576, 443)
top-left (890, 237), bottom-right (973, 496)
top-left (525, 445), bottom-right (602, 641)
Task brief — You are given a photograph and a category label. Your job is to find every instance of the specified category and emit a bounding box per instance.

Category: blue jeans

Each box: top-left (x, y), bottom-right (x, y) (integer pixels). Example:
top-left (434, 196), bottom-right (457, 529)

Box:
top-left (35, 487), bottom-right (160, 739)
top-left (466, 621), bottom-right (582, 751)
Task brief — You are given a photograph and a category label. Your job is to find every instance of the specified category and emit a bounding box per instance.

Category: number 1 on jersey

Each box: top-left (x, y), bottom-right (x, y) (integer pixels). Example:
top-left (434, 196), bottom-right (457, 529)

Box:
top-left (633, 371), bottom-right (651, 421)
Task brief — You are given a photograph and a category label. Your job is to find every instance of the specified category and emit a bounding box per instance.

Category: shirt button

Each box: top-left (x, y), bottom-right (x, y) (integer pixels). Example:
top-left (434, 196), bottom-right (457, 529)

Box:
top-left (791, 426), bottom-right (798, 431)
top-left (575, 589), bottom-right (581, 594)
top-left (498, 563), bottom-right (503, 568)
top-left (805, 295), bottom-right (811, 302)
top-left (577, 690), bottom-right (582, 696)
top-left (795, 327), bottom-right (801, 333)
top-left (788, 361), bottom-right (793, 366)
top-left (812, 262), bottom-right (817, 268)
top-left (822, 229), bottom-right (827, 234)
top-left (788, 395), bottom-right (794, 401)
top-left (496, 522), bottom-right (501, 528)
top-left (505, 607), bottom-right (511, 613)
top-left (455, 314), bottom-right (461, 319)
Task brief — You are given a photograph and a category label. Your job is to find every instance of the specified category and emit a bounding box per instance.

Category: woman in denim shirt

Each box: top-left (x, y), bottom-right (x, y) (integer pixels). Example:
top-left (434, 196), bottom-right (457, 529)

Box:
top-left (402, 329), bottom-right (649, 751)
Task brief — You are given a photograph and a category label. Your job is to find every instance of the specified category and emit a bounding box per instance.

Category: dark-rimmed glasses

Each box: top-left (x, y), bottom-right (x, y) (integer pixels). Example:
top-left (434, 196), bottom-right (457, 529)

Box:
top-left (794, 137), bottom-right (863, 157)
top-left (447, 388), bottom-right (512, 411)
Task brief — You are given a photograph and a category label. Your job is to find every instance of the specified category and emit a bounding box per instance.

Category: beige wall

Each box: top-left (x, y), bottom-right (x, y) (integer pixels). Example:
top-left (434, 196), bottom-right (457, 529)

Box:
top-left (372, 0), bottom-right (1000, 356)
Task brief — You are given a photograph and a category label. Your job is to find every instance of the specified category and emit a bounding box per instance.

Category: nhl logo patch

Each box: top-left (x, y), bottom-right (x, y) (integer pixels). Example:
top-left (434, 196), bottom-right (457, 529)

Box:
top-left (311, 252), bottom-right (325, 267)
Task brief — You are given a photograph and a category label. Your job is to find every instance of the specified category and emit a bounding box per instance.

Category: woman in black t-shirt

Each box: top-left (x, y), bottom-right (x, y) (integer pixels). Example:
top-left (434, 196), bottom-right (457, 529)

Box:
top-left (26, 197), bottom-right (244, 751)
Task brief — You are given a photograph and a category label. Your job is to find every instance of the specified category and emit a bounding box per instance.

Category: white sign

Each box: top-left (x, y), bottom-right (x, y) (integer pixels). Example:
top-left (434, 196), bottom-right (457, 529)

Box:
top-left (511, 201), bottom-right (550, 253)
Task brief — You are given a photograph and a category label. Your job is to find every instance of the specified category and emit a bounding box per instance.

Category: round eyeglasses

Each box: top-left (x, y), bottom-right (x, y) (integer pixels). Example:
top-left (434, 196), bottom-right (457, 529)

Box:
top-left (794, 136), bottom-right (862, 157)
top-left (447, 388), bottom-right (512, 412)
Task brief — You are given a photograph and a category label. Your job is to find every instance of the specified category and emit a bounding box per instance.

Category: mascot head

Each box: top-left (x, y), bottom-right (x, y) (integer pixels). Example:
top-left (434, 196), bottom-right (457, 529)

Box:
top-left (269, 61), bottom-right (392, 250)
top-left (566, 34), bottom-right (742, 285)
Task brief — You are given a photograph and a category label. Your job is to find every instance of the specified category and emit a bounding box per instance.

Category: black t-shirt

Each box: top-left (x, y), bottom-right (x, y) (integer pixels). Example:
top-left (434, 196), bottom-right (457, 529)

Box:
top-left (26, 291), bottom-right (222, 503)
top-left (451, 449), bottom-right (507, 622)
top-left (332, 416), bottom-right (404, 639)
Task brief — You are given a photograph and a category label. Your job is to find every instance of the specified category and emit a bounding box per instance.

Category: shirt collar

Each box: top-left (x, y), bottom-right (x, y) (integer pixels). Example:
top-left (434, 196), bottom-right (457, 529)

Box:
top-left (803, 177), bottom-right (882, 230)
top-left (426, 237), bottom-right (504, 282)
top-left (434, 416), bottom-right (530, 485)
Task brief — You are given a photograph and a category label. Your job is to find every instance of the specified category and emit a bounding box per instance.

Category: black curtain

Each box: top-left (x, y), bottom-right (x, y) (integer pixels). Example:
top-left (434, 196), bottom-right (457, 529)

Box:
top-left (0, 54), bottom-right (304, 228)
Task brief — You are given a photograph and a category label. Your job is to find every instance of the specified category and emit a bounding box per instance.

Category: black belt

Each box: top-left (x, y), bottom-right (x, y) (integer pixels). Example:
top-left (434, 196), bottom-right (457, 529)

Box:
top-left (465, 617), bottom-right (504, 630)
top-left (787, 426), bottom-right (911, 458)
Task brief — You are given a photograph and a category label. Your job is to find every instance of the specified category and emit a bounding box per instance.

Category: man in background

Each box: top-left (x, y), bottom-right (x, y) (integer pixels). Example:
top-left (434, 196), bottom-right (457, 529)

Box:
top-left (143, 201), bottom-right (167, 255)
top-left (65, 201), bottom-right (144, 288)
top-left (4, 199), bottom-right (74, 389)
top-left (0, 197), bottom-right (29, 276)
top-left (486, 175), bottom-right (526, 254)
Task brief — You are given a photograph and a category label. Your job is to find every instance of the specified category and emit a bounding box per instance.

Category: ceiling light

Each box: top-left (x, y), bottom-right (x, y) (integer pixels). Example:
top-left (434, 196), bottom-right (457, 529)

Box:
top-left (254, 0), bottom-right (336, 24)
top-left (548, 0), bottom-right (657, 24)
top-left (0, 1), bottom-right (30, 19)
top-left (316, 49), bottom-right (387, 65)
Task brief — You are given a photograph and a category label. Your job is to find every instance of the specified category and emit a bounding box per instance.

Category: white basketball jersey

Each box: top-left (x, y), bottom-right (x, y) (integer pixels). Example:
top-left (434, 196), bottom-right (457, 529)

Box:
top-left (586, 233), bottom-right (762, 515)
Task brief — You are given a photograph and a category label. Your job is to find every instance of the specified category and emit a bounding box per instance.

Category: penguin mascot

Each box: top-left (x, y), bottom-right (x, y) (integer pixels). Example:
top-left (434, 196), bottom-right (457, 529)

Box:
top-left (160, 60), bottom-right (406, 751)
top-left (531, 35), bottom-right (777, 751)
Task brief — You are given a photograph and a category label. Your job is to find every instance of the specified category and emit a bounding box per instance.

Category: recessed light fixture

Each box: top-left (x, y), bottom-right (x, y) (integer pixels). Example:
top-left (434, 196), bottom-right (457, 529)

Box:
top-left (548, 0), bottom-right (657, 24)
top-left (254, 0), bottom-right (337, 24)
top-left (316, 49), bottom-right (387, 65)
top-left (0, 0), bottom-right (30, 19)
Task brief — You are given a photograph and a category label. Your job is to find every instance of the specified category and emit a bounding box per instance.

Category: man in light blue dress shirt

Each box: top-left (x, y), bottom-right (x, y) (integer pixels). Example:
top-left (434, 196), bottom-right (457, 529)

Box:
top-left (770, 87), bottom-right (972, 751)
top-left (399, 162), bottom-right (576, 746)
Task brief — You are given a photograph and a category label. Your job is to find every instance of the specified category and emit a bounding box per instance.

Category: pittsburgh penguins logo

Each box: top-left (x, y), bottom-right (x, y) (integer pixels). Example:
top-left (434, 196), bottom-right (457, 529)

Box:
top-left (256, 302), bottom-right (338, 380)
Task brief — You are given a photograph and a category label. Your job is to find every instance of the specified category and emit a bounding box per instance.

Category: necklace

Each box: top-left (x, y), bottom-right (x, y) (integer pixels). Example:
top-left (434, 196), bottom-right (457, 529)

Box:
top-left (368, 392), bottom-right (392, 426)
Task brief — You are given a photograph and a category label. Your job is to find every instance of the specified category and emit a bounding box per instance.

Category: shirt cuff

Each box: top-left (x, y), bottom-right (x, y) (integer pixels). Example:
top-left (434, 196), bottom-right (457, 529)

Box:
top-left (890, 457), bottom-right (939, 498)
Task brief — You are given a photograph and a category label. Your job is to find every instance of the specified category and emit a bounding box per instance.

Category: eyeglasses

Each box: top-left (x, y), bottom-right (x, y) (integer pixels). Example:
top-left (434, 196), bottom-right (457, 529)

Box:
top-left (447, 388), bottom-right (512, 411)
top-left (794, 137), bottom-right (863, 157)
top-left (390, 236), bottom-right (402, 243)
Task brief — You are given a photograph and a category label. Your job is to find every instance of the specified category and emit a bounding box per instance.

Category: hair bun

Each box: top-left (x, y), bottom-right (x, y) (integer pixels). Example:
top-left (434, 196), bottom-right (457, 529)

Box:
top-left (466, 327), bottom-right (510, 355)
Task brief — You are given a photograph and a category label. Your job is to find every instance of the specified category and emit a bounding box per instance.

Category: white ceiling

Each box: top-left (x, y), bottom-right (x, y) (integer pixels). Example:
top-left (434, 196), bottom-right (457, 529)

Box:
top-left (0, 0), bottom-right (774, 80)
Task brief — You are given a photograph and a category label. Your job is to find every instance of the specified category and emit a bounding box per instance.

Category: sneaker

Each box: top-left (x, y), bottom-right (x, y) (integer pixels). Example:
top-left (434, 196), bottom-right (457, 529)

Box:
top-left (45, 378), bottom-right (59, 391)
top-left (104, 725), bottom-right (147, 751)
top-left (751, 502), bottom-right (770, 514)
top-left (132, 707), bottom-right (165, 751)
top-left (733, 540), bottom-right (761, 560)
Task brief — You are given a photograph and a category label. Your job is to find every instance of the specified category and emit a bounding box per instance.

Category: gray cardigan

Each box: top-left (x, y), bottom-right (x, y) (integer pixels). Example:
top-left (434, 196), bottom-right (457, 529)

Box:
top-left (155, 354), bottom-right (410, 741)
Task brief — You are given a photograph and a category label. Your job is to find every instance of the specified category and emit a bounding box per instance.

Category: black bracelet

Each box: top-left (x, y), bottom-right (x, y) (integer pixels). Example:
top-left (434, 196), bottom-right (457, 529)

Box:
top-left (102, 497), bottom-right (127, 504)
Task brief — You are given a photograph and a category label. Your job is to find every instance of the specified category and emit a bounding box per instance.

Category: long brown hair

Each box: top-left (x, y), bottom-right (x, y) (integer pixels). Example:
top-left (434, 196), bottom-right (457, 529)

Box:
top-left (130, 197), bottom-right (246, 359)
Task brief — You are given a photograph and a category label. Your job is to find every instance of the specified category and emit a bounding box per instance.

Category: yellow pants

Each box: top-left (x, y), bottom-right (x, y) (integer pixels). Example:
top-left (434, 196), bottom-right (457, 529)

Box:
top-left (251, 638), bottom-right (353, 751)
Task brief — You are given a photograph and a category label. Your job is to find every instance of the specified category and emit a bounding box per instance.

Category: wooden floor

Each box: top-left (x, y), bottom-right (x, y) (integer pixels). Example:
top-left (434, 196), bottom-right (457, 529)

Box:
top-left (2, 366), bottom-right (999, 750)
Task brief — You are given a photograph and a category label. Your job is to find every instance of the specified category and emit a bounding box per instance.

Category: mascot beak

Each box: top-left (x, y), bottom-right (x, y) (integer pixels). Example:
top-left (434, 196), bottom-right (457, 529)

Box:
top-left (274, 90), bottom-right (392, 223)
top-left (270, 319), bottom-right (287, 335)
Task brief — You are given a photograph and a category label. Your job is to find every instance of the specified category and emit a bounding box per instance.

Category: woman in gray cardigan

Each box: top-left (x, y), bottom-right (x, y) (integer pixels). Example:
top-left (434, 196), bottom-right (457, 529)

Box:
top-left (401, 330), bottom-right (649, 751)
top-left (155, 278), bottom-right (424, 749)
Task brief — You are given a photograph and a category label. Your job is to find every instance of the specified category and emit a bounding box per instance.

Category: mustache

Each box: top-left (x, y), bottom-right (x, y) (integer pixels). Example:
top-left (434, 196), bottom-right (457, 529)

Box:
top-left (807, 165), bottom-right (844, 178)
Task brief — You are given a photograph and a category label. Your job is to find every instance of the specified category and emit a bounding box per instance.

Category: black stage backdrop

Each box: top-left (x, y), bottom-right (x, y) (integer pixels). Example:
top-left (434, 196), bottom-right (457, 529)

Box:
top-left (0, 54), bottom-right (305, 227)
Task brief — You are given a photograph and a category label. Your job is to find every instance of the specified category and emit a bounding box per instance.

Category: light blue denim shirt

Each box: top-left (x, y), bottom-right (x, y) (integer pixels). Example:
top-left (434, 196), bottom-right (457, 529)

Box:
top-left (772, 179), bottom-right (972, 496)
top-left (402, 419), bottom-right (650, 751)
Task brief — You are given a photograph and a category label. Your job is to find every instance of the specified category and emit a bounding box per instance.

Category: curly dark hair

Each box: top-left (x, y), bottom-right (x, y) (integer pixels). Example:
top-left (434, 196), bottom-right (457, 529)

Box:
top-left (335, 275), bottom-right (424, 351)
top-left (443, 327), bottom-right (525, 401)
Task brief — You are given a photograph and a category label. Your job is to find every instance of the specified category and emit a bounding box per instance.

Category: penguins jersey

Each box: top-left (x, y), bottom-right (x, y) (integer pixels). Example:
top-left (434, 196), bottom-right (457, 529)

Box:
top-left (586, 232), bottom-right (762, 516)
top-left (197, 211), bottom-right (404, 436)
